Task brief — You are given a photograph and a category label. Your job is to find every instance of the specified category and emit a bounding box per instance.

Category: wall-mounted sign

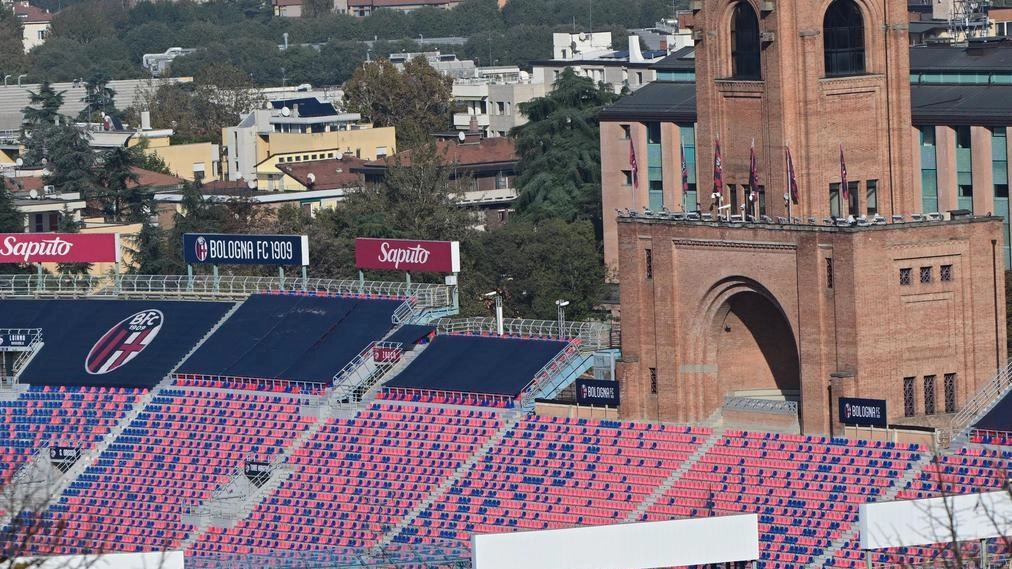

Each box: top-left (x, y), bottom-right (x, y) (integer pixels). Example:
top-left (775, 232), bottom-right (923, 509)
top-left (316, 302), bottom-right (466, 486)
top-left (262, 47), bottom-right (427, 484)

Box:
top-left (355, 238), bottom-right (460, 273)
top-left (839, 397), bottom-right (887, 428)
top-left (0, 233), bottom-right (120, 264)
top-left (183, 233), bottom-right (309, 266)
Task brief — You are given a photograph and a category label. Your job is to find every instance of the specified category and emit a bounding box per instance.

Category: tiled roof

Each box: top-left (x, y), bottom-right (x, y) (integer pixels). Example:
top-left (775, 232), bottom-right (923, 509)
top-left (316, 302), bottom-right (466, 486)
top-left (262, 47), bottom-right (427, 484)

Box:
top-left (362, 137), bottom-right (517, 169)
top-left (12, 2), bottom-right (52, 23)
top-left (277, 156), bottom-right (366, 189)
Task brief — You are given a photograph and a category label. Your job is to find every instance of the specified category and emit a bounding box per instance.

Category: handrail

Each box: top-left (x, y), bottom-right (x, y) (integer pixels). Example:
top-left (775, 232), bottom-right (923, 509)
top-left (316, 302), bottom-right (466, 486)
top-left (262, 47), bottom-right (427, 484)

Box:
top-left (390, 297), bottom-right (418, 325)
top-left (723, 396), bottom-right (799, 415)
top-left (945, 359), bottom-right (1012, 443)
top-left (0, 274), bottom-right (453, 307)
top-left (331, 341), bottom-right (402, 400)
top-left (434, 317), bottom-right (611, 350)
top-left (518, 339), bottom-right (583, 410)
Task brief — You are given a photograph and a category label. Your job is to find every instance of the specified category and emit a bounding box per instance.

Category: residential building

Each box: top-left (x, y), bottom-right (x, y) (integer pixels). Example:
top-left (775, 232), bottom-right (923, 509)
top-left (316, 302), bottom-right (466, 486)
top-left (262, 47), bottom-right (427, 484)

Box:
top-left (344, 0), bottom-right (459, 17)
top-left (10, 1), bottom-right (51, 53)
top-left (355, 135), bottom-right (518, 229)
top-left (221, 96), bottom-right (395, 186)
top-left (532, 31), bottom-right (674, 94)
top-left (452, 67), bottom-right (548, 137)
top-left (390, 51), bottom-right (476, 79)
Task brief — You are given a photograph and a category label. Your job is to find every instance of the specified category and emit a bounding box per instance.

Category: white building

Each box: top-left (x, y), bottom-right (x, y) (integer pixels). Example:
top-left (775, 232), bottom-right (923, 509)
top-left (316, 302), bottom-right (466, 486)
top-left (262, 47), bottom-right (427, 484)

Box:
top-left (452, 67), bottom-right (547, 138)
top-left (533, 31), bottom-right (677, 94)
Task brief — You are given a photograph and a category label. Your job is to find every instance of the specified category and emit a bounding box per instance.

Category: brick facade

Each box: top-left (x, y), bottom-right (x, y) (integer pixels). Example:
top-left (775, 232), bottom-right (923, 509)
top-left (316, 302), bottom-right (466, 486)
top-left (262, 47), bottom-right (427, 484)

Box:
top-left (617, 217), bottom-right (1007, 433)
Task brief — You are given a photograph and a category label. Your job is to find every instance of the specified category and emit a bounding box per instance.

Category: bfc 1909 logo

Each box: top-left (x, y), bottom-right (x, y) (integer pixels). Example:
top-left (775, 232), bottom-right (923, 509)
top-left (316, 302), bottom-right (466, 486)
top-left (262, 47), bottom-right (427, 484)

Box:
top-left (85, 310), bottom-right (164, 375)
top-left (194, 236), bottom-right (209, 262)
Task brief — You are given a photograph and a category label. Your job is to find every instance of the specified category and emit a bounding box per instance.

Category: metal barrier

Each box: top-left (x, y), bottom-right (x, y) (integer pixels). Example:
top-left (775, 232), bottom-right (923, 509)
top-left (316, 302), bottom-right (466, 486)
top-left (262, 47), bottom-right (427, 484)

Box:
top-left (0, 274), bottom-right (453, 307)
top-left (723, 396), bottom-right (799, 415)
top-left (379, 386), bottom-right (515, 408)
top-left (434, 317), bottom-right (612, 350)
top-left (944, 359), bottom-right (1012, 445)
top-left (331, 341), bottom-right (402, 401)
top-left (518, 339), bottom-right (584, 410)
top-left (172, 373), bottom-right (326, 396)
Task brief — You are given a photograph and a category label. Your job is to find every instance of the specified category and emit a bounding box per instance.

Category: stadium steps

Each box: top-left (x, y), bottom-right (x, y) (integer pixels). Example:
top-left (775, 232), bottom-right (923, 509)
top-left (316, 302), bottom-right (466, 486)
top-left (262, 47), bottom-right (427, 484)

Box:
top-left (943, 358), bottom-right (1012, 447)
top-left (807, 447), bottom-right (935, 568)
top-left (356, 343), bottom-right (430, 405)
top-left (18, 300), bottom-right (245, 519)
top-left (624, 428), bottom-right (726, 523)
top-left (373, 407), bottom-right (524, 550)
top-left (532, 348), bottom-right (602, 401)
top-left (11, 340), bottom-right (45, 384)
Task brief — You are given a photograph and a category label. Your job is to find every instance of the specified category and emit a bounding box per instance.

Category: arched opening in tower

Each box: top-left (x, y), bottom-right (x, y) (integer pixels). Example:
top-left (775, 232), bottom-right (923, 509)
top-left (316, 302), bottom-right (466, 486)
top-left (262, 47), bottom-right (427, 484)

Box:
top-left (715, 291), bottom-right (800, 401)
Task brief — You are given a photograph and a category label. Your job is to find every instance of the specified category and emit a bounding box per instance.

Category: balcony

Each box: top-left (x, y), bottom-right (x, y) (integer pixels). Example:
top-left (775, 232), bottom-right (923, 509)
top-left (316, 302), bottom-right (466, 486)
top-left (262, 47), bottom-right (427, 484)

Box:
top-left (453, 113), bottom-right (491, 129)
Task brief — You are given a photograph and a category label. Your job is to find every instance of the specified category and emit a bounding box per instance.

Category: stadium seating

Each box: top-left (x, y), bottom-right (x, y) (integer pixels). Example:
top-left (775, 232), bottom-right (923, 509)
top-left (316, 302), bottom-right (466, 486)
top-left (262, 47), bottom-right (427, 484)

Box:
top-left (642, 431), bottom-right (926, 568)
top-left (398, 416), bottom-right (712, 543)
top-left (189, 403), bottom-right (503, 555)
top-left (28, 380), bottom-right (315, 553)
top-left (0, 385), bottom-right (144, 483)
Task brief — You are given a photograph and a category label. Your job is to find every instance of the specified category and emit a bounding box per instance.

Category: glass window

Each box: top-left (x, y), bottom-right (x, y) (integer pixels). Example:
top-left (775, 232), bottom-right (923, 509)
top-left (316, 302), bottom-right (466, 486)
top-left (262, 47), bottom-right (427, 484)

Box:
top-left (621, 124), bottom-right (631, 139)
top-left (647, 122), bottom-right (661, 144)
top-left (899, 268), bottom-right (912, 286)
top-left (940, 264), bottom-right (953, 282)
top-left (622, 170), bottom-right (633, 186)
top-left (904, 377), bottom-right (915, 417)
top-left (823, 0), bottom-right (865, 76)
top-left (924, 375), bottom-right (936, 415)
top-left (829, 183), bottom-right (841, 218)
top-left (866, 179), bottom-right (878, 215)
top-left (730, 2), bottom-right (761, 80)
top-left (944, 373), bottom-right (956, 413)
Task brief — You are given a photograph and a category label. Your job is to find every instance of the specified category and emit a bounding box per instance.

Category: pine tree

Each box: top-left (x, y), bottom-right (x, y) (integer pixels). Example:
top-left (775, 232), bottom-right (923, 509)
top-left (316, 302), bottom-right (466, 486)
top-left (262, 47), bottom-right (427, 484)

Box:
top-left (0, 176), bottom-right (24, 233)
top-left (22, 81), bottom-right (65, 130)
top-left (56, 207), bottom-right (91, 275)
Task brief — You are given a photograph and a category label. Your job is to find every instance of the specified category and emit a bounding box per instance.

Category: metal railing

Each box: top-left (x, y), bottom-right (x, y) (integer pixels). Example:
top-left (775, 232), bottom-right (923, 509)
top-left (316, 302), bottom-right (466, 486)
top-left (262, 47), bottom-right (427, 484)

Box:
top-left (723, 396), bottom-right (799, 415)
top-left (0, 274), bottom-right (453, 307)
top-left (330, 341), bottom-right (401, 401)
top-left (944, 359), bottom-right (1012, 445)
top-left (390, 297), bottom-right (418, 324)
top-left (518, 339), bottom-right (584, 411)
top-left (434, 317), bottom-right (612, 350)
top-left (172, 373), bottom-right (326, 396)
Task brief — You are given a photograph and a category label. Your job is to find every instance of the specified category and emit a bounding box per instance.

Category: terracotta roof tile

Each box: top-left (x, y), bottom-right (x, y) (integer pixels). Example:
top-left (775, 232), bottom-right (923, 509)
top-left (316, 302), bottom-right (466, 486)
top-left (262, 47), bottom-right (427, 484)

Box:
top-left (277, 156), bottom-right (366, 189)
top-left (13, 2), bottom-right (52, 23)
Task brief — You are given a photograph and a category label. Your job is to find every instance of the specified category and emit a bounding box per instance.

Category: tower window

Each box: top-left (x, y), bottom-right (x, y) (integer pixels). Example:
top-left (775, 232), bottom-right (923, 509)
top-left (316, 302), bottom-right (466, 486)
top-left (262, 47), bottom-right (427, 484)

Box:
top-left (824, 0), bottom-right (865, 76)
top-left (730, 2), bottom-right (761, 80)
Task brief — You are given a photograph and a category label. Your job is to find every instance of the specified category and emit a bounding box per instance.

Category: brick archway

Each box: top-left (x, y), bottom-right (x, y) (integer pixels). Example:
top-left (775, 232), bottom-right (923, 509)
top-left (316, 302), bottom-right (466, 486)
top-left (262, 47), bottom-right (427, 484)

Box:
top-left (693, 277), bottom-right (801, 401)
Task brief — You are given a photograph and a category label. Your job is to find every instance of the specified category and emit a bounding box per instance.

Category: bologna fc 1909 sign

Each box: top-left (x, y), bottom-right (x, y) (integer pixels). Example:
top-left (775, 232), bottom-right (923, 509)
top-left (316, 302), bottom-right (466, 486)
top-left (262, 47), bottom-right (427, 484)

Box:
top-left (85, 309), bottom-right (164, 375)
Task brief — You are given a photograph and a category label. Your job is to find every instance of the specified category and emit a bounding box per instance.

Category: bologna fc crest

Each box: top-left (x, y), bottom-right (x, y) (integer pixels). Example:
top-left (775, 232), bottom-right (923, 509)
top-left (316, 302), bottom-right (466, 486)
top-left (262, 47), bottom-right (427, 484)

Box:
top-left (85, 309), bottom-right (164, 375)
top-left (194, 236), bottom-right (209, 262)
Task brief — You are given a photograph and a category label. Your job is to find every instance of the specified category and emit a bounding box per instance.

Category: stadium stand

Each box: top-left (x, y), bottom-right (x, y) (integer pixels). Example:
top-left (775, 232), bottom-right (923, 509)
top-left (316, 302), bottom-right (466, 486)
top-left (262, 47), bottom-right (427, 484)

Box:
top-left (0, 300), bottom-right (233, 388)
top-left (398, 417), bottom-right (711, 542)
top-left (189, 403), bottom-right (503, 555)
top-left (381, 335), bottom-right (570, 406)
top-left (178, 294), bottom-right (402, 383)
top-left (0, 385), bottom-right (144, 483)
top-left (28, 378), bottom-right (315, 553)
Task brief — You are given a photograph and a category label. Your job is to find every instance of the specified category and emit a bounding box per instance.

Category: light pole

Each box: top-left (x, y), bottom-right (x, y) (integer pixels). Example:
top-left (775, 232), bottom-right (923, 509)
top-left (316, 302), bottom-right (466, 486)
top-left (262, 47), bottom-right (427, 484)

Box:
top-left (484, 291), bottom-right (503, 336)
top-left (555, 300), bottom-right (569, 340)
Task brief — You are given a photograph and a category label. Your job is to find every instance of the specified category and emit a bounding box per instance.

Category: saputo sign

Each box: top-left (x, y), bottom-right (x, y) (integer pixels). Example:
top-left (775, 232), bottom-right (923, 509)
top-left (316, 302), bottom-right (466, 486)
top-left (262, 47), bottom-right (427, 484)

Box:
top-left (354, 238), bottom-right (460, 273)
top-left (0, 233), bottom-right (121, 264)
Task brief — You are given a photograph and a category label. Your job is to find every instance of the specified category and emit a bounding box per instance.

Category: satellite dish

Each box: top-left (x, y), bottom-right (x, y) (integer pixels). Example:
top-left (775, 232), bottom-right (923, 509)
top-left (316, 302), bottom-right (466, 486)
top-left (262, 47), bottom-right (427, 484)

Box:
top-left (15, 158), bottom-right (23, 167)
top-left (458, 131), bottom-right (466, 142)
top-left (28, 189), bottom-right (38, 199)
top-left (306, 172), bottom-right (316, 184)
top-left (280, 106), bottom-right (291, 117)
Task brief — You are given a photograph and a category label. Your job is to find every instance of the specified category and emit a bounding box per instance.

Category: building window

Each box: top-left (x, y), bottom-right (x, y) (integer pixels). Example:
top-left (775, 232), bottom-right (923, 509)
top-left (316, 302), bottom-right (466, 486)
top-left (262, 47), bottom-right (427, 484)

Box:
top-left (495, 172), bottom-right (508, 190)
top-left (621, 124), bottom-right (631, 139)
top-left (622, 170), bottom-right (633, 187)
top-left (940, 264), bottom-right (953, 282)
top-left (920, 126), bottom-right (939, 213)
top-left (826, 257), bottom-right (834, 289)
top-left (924, 375), bottom-right (936, 415)
top-left (730, 1), bottom-right (761, 80)
top-left (647, 122), bottom-right (661, 144)
top-left (829, 183), bottom-right (841, 218)
top-left (899, 268), bottom-right (912, 286)
top-left (648, 180), bottom-right (663, 211)
top-left (944, 373), bottom-right (956, 413)
top-left (956, 125), bottom-right (973, 210)
top-left (866, 179), bottom-right (877, 215)
top-left (919, 266), bottom-right (932, 284)
top-left (645, 248), bottom-right (653, 279)
top-left (904, 377), bottom-right (915, 417)
top-left (649, 367), bottom-right (658, 394)
top-left (823, 0), bottom-right (865, 76)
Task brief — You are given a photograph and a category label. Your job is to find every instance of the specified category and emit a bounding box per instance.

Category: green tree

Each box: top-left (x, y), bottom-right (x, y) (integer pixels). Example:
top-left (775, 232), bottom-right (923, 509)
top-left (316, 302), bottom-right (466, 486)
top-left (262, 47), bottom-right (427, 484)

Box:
top-left (128, 218), bottom-right (171, 274)
top-left (78, 71), bottom-right (118, 122)
top-left (0, 177), bottom-right (24, 233)
top-left (461, 218), bottom-right (605, 320)
top-left (95, 146), bottom-right (149, 223)
top-left (37, 124), bottom-right (97, 200)
top-left (0, 6), bottom-right (26, 73)
top-left (511, 67), bottom-right (619, 233)
top-left (21, 81), bottom-right (65, 129)
top-left (343, 56), bottom-right (451, 150)
top-left (56, 206), bottom-right (92, 275)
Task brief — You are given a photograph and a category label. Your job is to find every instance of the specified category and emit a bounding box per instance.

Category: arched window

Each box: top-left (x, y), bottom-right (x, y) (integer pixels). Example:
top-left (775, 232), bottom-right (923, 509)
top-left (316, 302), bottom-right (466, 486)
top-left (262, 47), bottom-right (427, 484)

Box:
top-left (824, 0), bottom-right (865, 76)
top-left (731, 2), bottom-right (761, 79)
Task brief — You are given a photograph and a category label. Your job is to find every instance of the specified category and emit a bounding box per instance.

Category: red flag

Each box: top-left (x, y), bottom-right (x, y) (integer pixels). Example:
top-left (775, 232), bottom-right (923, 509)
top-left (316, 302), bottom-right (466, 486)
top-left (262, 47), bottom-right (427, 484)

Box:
top-left (680, 143), bottom-right (689, 194)
top-left (748, 139), bottom-right (759, 202)
top-left (786, 146), bottom-right (799, 205)
top-left (629, 138), bottom-right (639, 189)
top-left (712, 138), bottom-right (723, 199)
top-left (840, 144), bottom-right (849, 203)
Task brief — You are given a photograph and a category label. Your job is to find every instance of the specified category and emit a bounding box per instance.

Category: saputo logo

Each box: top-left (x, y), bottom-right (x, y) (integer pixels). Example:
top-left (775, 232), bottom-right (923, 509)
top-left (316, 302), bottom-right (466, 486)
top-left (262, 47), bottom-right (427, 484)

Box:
top-left (377, 241), bottom-right (431, 269)
top-left (0, 235), bottom-right (73, 261)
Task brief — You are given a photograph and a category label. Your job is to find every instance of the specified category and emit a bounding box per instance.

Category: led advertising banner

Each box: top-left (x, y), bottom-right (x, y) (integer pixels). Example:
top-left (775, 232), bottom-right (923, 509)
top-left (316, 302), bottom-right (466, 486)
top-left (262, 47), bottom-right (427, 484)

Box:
top-left (183, 233), bottom-right (309, 266)
top-left (838, 397), bottom-right (887, 428)
top-left (575, 379), bottom-right (620, 406)
top-left (355, 238), bottom-right (461, 273)
top-left (0, 233), bottom-right (120, 264)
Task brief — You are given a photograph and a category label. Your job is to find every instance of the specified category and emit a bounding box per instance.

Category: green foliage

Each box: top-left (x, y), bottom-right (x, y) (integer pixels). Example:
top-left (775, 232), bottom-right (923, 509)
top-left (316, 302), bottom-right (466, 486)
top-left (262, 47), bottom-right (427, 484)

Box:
top-left (56, 206), bottom-right (92, 274)
top-left (21, 81), bottom-right (65, 129)
top-left (95, 146), bottom-right (148, 223)
top-left (34, 124), bottom-right (97, 199)
top-left (0, 177), bottom-right (24, 233)
top-left (343, 57), bottom-right (452, 150)
top-left (460, 218), bottom-right (605, 320)
top-left (77, 71), bottom-right (118, 122)
top-left (0, 6), bottom-right (26, 74)
top-left (512, 68), bottom-right (619, 233)
top-left (128, 218), bottom-right (172, 274)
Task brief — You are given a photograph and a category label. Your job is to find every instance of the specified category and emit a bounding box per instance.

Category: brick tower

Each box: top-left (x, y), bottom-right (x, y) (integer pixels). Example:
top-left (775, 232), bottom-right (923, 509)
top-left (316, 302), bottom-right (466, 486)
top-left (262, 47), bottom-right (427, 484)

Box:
top-left (694, 0), bottom-right (916, 219)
